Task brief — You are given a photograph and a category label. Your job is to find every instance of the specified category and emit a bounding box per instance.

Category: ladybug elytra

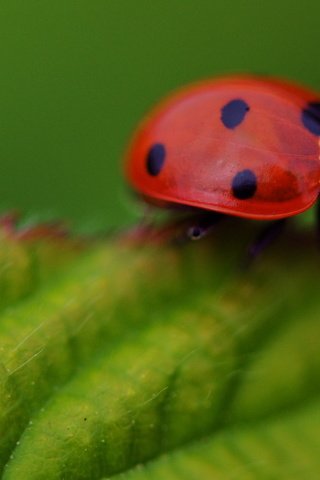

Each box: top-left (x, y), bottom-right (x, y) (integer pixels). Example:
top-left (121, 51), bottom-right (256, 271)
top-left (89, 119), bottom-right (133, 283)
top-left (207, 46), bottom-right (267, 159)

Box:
top-left (124, 75), bottom-right (320, 246)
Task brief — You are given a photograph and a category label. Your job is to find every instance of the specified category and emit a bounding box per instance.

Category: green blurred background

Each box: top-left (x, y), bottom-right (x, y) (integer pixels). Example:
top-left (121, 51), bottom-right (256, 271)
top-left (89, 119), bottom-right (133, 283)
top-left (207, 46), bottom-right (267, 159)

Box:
top-left (0, 0), bottom-right (319, 230)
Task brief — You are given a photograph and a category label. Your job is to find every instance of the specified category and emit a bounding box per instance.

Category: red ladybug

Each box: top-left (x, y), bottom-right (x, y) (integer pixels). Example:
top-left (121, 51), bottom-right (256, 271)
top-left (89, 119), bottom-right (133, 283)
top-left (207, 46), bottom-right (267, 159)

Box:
top-left (125, 75), bottom-right (320, 248)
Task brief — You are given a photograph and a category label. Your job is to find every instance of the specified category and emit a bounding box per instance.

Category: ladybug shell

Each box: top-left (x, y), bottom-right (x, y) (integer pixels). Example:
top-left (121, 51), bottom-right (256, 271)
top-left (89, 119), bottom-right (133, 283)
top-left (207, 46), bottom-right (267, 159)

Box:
top-left (125, 76), bottom-right (320, 219)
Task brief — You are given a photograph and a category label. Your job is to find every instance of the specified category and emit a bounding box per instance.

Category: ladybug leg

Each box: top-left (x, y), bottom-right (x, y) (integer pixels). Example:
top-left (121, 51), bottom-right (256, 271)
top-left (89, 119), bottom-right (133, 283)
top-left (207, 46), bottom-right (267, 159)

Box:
top-left (186, 212), bottom-right (224, 241)
top-left (245, 219), bottom-right (286, 265)
top-left (122, 210), bottom-right (224, 245)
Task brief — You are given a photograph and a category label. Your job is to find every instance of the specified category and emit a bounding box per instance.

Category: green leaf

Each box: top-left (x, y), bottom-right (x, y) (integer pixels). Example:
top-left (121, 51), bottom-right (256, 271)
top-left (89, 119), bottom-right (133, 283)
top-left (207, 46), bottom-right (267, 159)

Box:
top-left (110, 400), bottom-right (320, 480)
top-left (0, 220), bottom-right (319, 479)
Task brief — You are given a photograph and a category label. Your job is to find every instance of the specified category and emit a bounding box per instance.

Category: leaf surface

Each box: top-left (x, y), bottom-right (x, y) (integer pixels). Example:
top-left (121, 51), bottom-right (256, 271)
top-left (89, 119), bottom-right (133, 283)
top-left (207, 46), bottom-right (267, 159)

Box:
top-left (0, 221), bottom-right (319, 479)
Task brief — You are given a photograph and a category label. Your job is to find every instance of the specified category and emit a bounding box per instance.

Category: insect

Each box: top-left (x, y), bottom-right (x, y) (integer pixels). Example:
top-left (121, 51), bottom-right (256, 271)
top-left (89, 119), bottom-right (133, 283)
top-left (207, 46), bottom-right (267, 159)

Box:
top-left (124, 75), bottom-right (320, 256)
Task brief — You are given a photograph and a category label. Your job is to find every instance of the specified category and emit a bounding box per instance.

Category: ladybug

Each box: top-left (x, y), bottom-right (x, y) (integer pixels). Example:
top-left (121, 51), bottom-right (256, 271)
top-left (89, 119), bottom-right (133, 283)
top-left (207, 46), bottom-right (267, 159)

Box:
top-left (125, 75), bottom-right (320, 252)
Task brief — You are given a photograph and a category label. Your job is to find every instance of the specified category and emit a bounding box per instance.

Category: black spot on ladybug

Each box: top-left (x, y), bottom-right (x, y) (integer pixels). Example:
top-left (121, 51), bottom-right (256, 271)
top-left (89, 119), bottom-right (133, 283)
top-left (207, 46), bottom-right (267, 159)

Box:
top-left (221, 99), bottom-right (250, 129)
top-left (232, 169), bottom-right (257, 200)
top-left (301, 102), bottom-right (320, 135)
top-left (146, 143), bottom-right (166, 176)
